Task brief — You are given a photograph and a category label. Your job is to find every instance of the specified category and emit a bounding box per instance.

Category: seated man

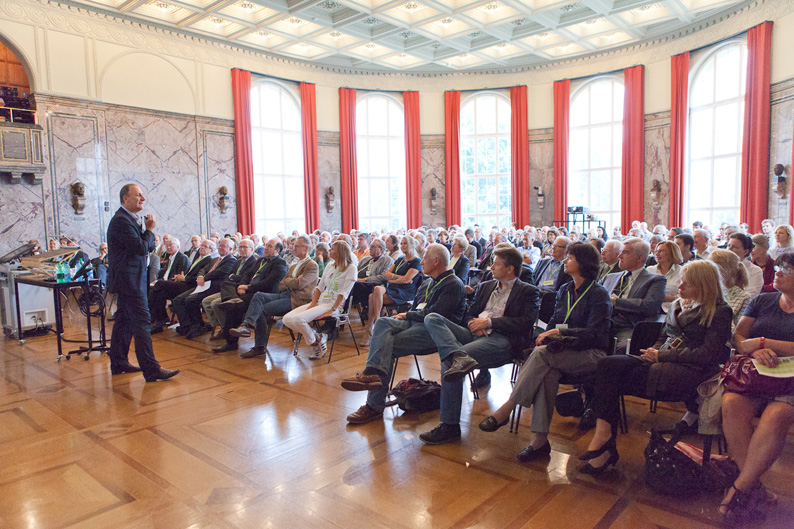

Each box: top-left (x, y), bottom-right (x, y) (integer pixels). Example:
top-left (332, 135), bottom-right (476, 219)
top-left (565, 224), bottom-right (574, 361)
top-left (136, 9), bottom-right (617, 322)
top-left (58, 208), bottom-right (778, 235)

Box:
top-left (727, 232), bottom-right (763, 298)
top-left (532, 236), bottom-right (572, 294)
top-left (693, 228), bottom-right (713, 259)
top-left (184, 235), bottom-right (202, 263)
top-left (674, 233), bottom-right (700, 264)
top-left (601, 237), bottom-right (666, 353)
top-left (350, 239), bottom-right (394, 309)
top-left (155, 237), bottom-right (189, 283)
top-left (172, 237), bottom-right (238, 338)
top-left (212, 238), bottom-right (288, 353)
top-left (419, 246), bottom-right (540, 444)
top-left (597, 239), bottom-right (623, 283)
top-left (340, 244), bottom-right (466, 425)
top-left (354, 232), bottom-right (371, 261)
top-left (465, 228), bottom-right (483, 260)
top-left (231, 234), bottom-right (319, 358)
top-left (150, 239), bottom-right (215, 333)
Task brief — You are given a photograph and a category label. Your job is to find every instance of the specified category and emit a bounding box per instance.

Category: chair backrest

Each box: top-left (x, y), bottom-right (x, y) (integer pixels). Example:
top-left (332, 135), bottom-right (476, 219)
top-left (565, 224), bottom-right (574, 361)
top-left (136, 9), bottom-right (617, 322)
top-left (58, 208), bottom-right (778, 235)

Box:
top-left (538, 291), bottom-right (557, 324)
top-left (627, 321), bottom-right (665, 356)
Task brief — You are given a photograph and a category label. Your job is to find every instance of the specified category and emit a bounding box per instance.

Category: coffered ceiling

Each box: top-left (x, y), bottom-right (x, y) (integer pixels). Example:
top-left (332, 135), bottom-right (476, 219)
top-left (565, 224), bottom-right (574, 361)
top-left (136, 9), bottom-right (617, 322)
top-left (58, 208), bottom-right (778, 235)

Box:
top-left (72, 0), bottom-right (749, 71)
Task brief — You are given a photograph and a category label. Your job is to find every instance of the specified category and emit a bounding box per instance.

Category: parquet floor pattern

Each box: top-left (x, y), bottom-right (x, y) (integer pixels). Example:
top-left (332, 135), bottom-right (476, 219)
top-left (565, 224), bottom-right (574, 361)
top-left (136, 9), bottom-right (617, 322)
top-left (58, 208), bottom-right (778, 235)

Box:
top-left (1, 303), bottom-right (793, 529)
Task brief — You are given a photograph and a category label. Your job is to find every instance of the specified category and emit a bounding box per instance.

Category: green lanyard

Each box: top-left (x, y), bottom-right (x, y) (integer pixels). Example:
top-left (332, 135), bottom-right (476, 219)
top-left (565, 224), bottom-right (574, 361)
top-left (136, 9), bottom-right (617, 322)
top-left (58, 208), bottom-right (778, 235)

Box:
top-left (615, 272), bottom-right (633, 297)
top-left (394, 258), bottom-right (408, 275)
top-left (424, 274), bottom-right (451, 302)
top-left (564, 281), bottom-right (594, 324)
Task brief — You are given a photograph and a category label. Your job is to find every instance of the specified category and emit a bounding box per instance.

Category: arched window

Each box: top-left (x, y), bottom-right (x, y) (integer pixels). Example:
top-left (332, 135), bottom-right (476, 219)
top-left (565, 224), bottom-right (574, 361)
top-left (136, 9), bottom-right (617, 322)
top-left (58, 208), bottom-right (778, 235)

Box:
top-left (460, 92), bottom-right (511, 229)
top-left (686, 41), bottom-right (747, 228)
top-left (356, 93), bottom-right (407, 232)
top-left (568, 77), bottom-right (624, 231)
top-left (250, 81), bottom-right (305, 236)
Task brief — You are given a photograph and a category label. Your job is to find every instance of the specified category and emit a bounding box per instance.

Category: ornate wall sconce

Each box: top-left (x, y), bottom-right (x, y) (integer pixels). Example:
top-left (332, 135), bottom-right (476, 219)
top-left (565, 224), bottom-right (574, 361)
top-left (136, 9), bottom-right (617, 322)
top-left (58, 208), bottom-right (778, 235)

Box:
top-left (326, 186), bottom-right (335, 212)
top-left (430, 187), bottom-right (438, 215)
top-left (649, 179), bottom-right (662, 204)
top-left (70, 180), bottom-right (86, 215)
top-left (534, 186), bottom-right (545, 209)
top-left (218, 186), bottom-right (229, 214)
top-left (774, 164), bottom-right (788, 198)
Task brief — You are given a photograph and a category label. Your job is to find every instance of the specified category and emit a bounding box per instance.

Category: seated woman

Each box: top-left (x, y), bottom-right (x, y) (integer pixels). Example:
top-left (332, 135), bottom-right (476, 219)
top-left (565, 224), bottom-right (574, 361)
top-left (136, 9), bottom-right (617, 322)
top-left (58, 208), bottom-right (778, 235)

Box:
top-left (770, 224), bottom-right (794, 259)
top-left (751, 233), bottom-right (776, 292)
top-left (314, 242), bottom-right (330, 276)
top-left (478, 242), bottom-right (612, 462)
top-left (449, 236), bottom-right (471, 283)
top-left (719, 253), bottom-right (794, 523)
top-left (580, 260), bottom-right (731, 475)
top-left (283, 240), bottom-right (357, 359)
top-left (710, 249), bottom-right (751, 331)
top-left (542, 228), bottom-right (559, 258)
top-left (363, 236), bottom-right (423, 344)
top-left (647, 240), bottom-right (684, 313)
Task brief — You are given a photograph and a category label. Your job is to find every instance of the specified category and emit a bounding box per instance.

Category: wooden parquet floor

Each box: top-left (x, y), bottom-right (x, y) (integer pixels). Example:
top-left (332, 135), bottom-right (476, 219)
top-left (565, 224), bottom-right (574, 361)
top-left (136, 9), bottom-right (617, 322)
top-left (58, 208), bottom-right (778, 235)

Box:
top-left (2, 304), bottom-right (793, 529)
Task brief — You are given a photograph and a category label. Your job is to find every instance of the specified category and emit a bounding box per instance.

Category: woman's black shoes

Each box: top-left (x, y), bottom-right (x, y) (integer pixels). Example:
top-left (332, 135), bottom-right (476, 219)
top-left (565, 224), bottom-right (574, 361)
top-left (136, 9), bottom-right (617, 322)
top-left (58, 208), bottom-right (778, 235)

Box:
top-left (578, 435), bottom-right (616, 461)
top-left (579, 450), bottom-right (619, 476)
top-left (478, 415), bottom-right (509, 432)
top-left (516, 442), bottom-right (551, 462)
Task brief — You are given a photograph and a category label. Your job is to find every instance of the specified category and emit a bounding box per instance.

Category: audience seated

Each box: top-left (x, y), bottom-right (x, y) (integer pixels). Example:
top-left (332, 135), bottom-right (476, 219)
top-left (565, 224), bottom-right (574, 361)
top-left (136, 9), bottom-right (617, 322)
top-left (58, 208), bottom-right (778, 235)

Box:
top-left (340, 244), bottom-right (466, 425)
top-left (350, 239), bottom-right (394, 309)
top-left (601, 237), bottom-right (666, 353)
top-left (770, 224), bottom-right (794, 258)
top-left (465, 228), bottom-right (483, 260)
top-left (580, 260), bottom-right (731, 475)
top-left (449, 236), bottom-right (471, 283)
top-left (721, 252), bottom-right (794, 523)
top-left (184, 235), bottom-right (202, 263)
top-left (597, 239), bottom-right (622, 283)
top-left (709, 249), bottom-right (751, 332)
top-left (532, 236), bottom-right (572, 295)
top-left (354, 232), bottom-right (371, 261)
top-left (727, 233), bottom-right (763, 298)
top-left (479, 242), bottom-right (611, 460)
top-left (675, 233), bottom-right (699, 264)
top-left (750, 233), bottom-right (776, 292)
top-left (647, 240), bottom-right (684, 313)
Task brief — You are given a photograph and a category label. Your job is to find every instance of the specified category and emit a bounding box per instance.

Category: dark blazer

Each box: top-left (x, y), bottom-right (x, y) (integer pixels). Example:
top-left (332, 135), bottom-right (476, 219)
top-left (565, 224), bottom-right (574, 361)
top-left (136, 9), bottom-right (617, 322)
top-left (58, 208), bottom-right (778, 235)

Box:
top-left (532, 258), bottom-right (572, 293)
top-left (452, 255), bottom-right (470, 283)
top-left (597, 262), bottom-right (621, 284)
top-left (547, 279), bottom-right (613, 351)
top-left (181, 255), bottom-right (212, 287)
top-left (228, 255), bottom-right (260, 284)
top-left (470, 239), bottom-right (483, 259)
top-left (243, 256), bottom-right (288, 302)
top-left (466, 279), bottom-right (540, 359)
top-left (202, 253), bottom-right (237, 282)
top-left (407, 270), bottom-right (466, 324)
top-left (477, 246), bottom-right (494, 271)
top-left (646, 300), bottom-right (733, 398)
top-left (602, 268), bottom-right (666, 331)
top-left (158, 252), bottom-right (190, 280)
top-left (106, 207), bottom-right (155, 295)
top-left (184, 246), bottom-right (199, 261)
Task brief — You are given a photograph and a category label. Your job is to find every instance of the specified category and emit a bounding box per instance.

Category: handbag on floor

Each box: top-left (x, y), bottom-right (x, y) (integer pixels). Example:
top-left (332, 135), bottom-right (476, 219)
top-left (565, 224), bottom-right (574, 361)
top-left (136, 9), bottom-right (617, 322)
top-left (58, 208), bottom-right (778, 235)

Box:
top-left (390, 378), bottom-right (441, 413)
top-left (697, 372), bottom-right (724, 435)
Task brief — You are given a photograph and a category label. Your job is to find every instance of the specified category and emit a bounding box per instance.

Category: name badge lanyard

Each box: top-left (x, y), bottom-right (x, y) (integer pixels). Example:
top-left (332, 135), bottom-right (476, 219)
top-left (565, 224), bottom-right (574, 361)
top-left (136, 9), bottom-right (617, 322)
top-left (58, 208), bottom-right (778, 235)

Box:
top-left (615, 273), bottom-right (633, 298)
top-left (564, 281), bottom-right (594, 324)
top-left (424, 274), bottom-right (451, 303)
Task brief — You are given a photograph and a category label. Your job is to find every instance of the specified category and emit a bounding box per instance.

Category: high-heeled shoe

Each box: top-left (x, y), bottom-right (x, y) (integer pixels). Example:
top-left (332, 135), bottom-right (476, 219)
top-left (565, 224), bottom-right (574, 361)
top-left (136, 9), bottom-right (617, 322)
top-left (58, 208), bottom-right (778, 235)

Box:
top-left (719, 484), bottom-right (764, 523)
top-left (579, 449), bottom-right (619, 476)
top-left (578, 435), bottom-right (616, 461)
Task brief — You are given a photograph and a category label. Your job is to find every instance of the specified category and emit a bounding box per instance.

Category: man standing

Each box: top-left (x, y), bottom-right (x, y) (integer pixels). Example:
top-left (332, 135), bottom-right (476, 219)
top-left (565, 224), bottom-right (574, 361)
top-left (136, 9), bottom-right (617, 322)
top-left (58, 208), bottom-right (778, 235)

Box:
top-left (106, 184), bottom-right (178, 382)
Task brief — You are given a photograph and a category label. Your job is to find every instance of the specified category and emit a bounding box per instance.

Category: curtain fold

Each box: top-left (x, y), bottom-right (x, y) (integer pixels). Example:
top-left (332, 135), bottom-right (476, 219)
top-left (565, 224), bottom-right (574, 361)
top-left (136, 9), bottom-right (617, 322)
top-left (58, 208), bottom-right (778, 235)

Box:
top-left (669, 53), bottom-right (689, 229)
top-left (339, 87), bottom-right (358, 232)
top-left (741, 21), bottom-right (773, 231)
top-left (553, 80), bottom-right (570, 225)
top-left (444, 91), bottom-right (461, 227)
top-left (621, 65), bottom-right (645, 231)
top-left (231, 68), bottom-right (255, 235)
top-left (510, 86), bottom-right (529, 228)
top-left (300, 82), bottom-right (320, 232)
top-left (404, 91), bottom-right (422, 229)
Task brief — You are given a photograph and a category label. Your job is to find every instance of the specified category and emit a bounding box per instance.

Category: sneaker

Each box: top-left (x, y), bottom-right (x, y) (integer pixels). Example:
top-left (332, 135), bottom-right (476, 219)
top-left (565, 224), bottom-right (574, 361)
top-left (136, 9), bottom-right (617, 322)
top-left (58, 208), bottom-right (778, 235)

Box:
top-left (319, 333), bottom-right (328, 353)
top-left (308, 341), bottom-right (324, 359)
top-left (441, 352), bottom-right (479, 383)
top-left (346, 404), bottom-right (383, 425)
top-left (419, 423), bottom-right (461, 445)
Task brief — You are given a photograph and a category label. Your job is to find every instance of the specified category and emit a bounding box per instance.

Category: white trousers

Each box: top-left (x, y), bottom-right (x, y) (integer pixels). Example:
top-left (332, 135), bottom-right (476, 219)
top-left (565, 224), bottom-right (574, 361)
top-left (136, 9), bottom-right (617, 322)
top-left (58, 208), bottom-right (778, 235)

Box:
top-left (282, 303), bottom-right (336, 343)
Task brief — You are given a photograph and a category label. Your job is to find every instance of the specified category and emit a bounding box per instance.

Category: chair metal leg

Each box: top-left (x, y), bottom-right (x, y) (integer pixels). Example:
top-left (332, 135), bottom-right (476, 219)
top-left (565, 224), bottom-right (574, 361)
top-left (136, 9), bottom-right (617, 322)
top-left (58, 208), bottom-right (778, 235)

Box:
top-left (348, 318), bottom-right (360, 356)
top-left (509, 405), bottom-right (523, 434)
top-left (468, 371), bottom-right (479, 400)
top-left (413, 355), bottom-right (423, 380)
top-left (619, 395), bottom-right (628, 434)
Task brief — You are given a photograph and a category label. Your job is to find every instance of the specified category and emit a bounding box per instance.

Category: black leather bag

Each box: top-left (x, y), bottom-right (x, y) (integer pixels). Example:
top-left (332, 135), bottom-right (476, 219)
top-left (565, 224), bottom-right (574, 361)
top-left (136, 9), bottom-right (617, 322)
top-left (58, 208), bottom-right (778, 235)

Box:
top-left (643, 429), bottom-right (702, 496)
top-left (391, 378), bottom-right (441, 413)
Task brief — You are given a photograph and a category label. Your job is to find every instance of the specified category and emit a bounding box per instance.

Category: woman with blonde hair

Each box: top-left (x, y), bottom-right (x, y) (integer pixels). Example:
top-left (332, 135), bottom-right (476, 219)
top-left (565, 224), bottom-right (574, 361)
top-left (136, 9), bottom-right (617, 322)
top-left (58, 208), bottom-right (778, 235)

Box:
top-left (710, 249), bottom-right (751, 331)
top-left (363, 235), bottom-right (423, 344)
top-left (770, 224), bottom-right (794, 258)
top-left (283, 240), bottom-right (357, 359)
top-left (648, 240), bottom-right (684, 313)
top-left (579, 260), bottom-right (732, 475)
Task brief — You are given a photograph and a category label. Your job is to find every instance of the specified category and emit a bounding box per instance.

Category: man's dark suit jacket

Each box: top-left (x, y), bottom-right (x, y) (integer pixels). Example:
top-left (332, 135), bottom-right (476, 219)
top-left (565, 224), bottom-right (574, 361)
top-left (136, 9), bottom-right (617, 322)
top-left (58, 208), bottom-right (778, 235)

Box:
top-left (157, 252), bottom-right (190, 280)
top-left (180, 255), bottom-right (213, 287)
top-left (200, 254), bottom-right (237, 290)
top-left (532, 258), bottom-right (572, 293)
top-left (452, 255), bottom-right (470, 283)
top-left (465, 279), bottom-right (540, 360)
top-left (477, 246), bottom-right (494, 271)
top-left (242, 256), bottom-right (288, 303)
top-left (106, 207), bottom-right (155, 295)
top-left (470, 239), bottom-right (483, 259)
top-left (228, 255), bottom-right (260, 284)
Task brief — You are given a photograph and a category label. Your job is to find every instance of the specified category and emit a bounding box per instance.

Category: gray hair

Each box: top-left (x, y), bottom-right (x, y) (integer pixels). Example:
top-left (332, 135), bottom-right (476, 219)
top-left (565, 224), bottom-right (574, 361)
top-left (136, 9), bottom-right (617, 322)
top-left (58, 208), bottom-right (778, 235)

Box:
top-left (296, 234), bottom-right (312, 247)
top-left (204, 239), bottom-right (217, 251)
top-left (219, 238), bottom-right (234, 250)
top-left (605, 239), bottom-right (624, 253)
top-left (370, 238), bottom-right (384, 251)
top-left (752, 233), bottom-right (770, 250)
top-left (623, 237), bottom-right (650, 261)
top-left (424, 243), bottom-right (450, 268)
top-left (169, 237), bottom-right (181, 248)
top-left (452, 235), bottom-right (469, 251)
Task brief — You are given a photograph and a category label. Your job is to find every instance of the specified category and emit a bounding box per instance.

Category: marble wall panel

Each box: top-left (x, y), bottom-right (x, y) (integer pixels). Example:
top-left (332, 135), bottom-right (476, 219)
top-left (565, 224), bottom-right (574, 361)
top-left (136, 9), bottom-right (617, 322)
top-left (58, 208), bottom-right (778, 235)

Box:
top-left (421, 135), bottom-right (445, 227)
top-left (47, 114), bottom-right (105, 252)
top-left (0, 182), bottom-right (46, 257)
top-left (644, 112), bottom-right (671, 228)
top-left (200, 129), bottom-right (237, 237)
top-left (105, 109), bottom-right (202, 243)
top-left (529, 128), bottom-right (555, 227)
top-left (318, 131), bottom-right (341, 232)
top-left (768, 79), bottom-right (794, 227)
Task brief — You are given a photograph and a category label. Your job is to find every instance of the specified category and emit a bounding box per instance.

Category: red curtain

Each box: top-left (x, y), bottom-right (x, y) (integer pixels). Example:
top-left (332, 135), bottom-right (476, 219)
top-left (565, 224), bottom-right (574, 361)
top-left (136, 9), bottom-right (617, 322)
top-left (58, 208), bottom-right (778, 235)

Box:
top-left (404, 91), bottom-right (422, 228)
top-left (444, 91), bottom-right (461, 227)
top-left (339, 88), bottom-right (358, 232)
top-left (741, 21), bottom-right (773, 231)
top-left (231, 68), bottom-right (255, 235)
top-left (621, 65), bottom-right (645, 231)
top-left (669, 53), bottom-right (689, 229)
top-left (553, 80), bottom-right (570, 225)
top-left (510, 86), bottom-right (529, 227)
top-left (300, 82), bottom-right (320, 232)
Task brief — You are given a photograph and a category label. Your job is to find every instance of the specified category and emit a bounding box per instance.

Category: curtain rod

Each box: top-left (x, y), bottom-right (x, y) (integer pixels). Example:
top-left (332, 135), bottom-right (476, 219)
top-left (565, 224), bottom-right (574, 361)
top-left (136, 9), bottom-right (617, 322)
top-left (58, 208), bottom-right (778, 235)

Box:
top-left (249, 70), bottom-right (312, 85)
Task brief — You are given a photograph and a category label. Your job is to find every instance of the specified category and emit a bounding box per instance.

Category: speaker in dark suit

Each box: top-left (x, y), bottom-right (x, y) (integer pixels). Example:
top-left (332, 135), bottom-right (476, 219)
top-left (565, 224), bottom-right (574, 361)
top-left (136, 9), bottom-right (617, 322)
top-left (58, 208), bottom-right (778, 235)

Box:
top-left (106, 184), bottom-right (178, 382)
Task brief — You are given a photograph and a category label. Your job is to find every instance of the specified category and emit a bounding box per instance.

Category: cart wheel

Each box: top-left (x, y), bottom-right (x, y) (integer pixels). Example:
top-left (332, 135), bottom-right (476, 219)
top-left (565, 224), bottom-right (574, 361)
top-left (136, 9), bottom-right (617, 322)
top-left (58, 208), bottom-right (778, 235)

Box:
top-left (84, 354), bottom-right (90, 361)
top-left (66, 355), bottom-right (71, 360)
top-left (19, 339), bottom-right (25, 345)
top-left (57, 356), bottom-right (62, 362)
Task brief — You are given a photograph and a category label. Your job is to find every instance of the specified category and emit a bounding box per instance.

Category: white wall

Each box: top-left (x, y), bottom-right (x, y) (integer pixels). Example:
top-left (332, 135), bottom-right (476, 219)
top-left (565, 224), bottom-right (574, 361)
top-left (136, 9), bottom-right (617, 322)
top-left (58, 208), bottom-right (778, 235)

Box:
top-left (2, 0), bottom-right (794, 128)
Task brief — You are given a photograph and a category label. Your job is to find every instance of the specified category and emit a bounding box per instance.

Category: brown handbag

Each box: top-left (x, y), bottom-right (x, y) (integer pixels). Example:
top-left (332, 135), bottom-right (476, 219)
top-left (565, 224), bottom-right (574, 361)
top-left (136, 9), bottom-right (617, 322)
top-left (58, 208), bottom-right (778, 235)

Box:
top-left (721, 355), bottom-right (794, 398)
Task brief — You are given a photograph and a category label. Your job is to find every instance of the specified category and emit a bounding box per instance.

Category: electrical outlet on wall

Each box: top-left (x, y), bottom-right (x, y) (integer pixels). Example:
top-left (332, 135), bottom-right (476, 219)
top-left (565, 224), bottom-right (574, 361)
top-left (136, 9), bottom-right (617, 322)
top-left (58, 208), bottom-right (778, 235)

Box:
top-left (24, 310), bottom-right (46, 325)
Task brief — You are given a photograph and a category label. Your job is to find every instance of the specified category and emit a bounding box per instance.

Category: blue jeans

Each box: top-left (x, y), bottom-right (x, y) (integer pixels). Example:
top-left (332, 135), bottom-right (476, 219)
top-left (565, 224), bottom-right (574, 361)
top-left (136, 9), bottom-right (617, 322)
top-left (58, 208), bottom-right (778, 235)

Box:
top-left (243, 292), bottom-right (292, 347)
top-left (424, 313), bottom-right (512, 425)
top-left (365, 317), bottom-right (437, 412)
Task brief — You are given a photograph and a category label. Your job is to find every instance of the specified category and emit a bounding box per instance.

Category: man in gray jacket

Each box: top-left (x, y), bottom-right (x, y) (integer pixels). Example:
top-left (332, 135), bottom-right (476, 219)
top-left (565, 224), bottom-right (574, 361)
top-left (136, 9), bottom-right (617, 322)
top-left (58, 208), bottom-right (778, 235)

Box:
top-left (350, 239), bottom-right (394, 308)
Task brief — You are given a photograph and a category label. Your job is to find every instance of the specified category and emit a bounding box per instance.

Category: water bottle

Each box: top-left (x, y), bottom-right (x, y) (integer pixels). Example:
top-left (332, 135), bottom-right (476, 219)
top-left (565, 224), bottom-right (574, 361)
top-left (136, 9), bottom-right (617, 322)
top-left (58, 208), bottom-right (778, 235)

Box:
top-left (56, 261), bottom-right (64, 282)
top-left (64, 262), bottom-right (72, 282)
